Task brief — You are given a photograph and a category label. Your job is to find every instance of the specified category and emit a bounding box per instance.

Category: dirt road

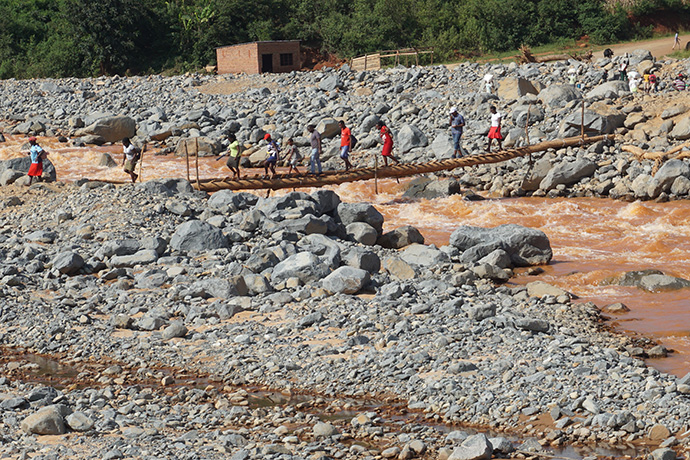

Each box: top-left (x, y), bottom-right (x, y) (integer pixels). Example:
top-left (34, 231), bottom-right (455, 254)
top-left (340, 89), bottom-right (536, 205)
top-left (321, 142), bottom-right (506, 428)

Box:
top-left (594, 33), bottom-right (690, 58)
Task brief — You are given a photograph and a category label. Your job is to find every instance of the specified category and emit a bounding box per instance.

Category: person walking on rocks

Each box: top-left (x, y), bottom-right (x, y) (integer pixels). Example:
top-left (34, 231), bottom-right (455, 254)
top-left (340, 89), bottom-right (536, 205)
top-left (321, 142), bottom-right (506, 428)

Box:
top-left (339, 120), bottom-right (353, 171)
top-left (217, 133), bottom-right (241, 180)
top-left (485, 106), bottom-right (503, 152)
top-left (619, 55), bottom-right (629, 82)
top-left (449, 107), bottom-right (466, 158)
top-left (284, 138), bottom-right (302, 175)
top-left (121, 137), bottom-right (140, 183)
top-left (307, 125), bottom-right (322, 174)
top-left (263, 133), bottom-right (280, 178)
top-left (26, 137), bottom-right (47, 186)
top-left (376, 121), bottom-right (400, 167)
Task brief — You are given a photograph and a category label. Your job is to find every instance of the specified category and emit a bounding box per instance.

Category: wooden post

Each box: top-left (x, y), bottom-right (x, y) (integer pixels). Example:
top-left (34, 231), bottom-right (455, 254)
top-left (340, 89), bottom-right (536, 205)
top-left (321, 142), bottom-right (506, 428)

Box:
top-left (364, 54), bottom-right (368, 71)
top-left (525, 104), bottom-right (532, 166)
top-left (185, 140), bottom-right (190, 182)
top-left (581, 100), bottom-right (585, 140)
top-left (195, 137), bottom-right (200, 190)
top-left (374, 154), bottom-right (379, 195)
top-left (138, 143), bottom-right (147, 182)
top-left (415, 49), bottom-right (419, 66)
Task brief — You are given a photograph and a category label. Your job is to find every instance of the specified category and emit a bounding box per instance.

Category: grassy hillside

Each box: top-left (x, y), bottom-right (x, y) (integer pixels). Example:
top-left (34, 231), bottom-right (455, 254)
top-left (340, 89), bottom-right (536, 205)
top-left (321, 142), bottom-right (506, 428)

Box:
top-left (0, 0), bottom-right (686, 79)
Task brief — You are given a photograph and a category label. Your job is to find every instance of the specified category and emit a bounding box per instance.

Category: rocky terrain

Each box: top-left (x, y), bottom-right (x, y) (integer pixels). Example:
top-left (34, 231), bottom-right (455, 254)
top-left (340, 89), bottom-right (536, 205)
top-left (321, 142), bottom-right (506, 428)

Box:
top-left (3, 48), bottom-right (690, 200)
top-left (1, 50), bottom-right (690, 459)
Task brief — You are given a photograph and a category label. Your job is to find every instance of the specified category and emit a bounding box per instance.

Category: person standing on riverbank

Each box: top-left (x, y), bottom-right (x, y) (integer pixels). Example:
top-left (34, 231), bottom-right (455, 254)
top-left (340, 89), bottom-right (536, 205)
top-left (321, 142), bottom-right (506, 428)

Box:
top-left (263, 133), bottom-right (280, 178)
top-left (449, 107), bottom-right (466, 158)
top-left (339, 120), bottom-right (353, 171)
top-left (121, 137), bottom-right (139, 183)
top-left (376, 121), bottom-right (400, 167)
top-left (217, 133), bottom-right (241, 180)
top-left (307, 125), bottom-right (322, 174)
top-left (486, 106), bottom-right (503, 152)
top-left (26, 137), bottom-right (47, 186)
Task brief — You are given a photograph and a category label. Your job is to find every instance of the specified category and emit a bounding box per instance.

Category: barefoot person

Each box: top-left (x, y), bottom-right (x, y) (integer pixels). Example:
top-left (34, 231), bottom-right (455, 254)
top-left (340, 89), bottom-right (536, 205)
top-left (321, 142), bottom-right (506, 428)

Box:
top-left (284, 138), bottom-right (302, 175)
top-left (486, 106), bottom-right (503, 152)
top-left (122, 137), bottom-right (140, 183)
top-left (26, 137), bottom-right (47, 186)
top-left (263, 133), bottom-right (280, 178)
top-left (375, 121), bottom-right (400, 166)
top-left (338, 120), bottom-right (353, 171)
top-left (217, 133), bottom-right (241, 179)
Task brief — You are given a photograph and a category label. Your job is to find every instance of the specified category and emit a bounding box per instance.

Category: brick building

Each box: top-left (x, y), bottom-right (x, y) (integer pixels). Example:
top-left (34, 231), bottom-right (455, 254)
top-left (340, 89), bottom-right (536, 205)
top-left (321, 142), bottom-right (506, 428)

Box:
top-left (216, 41), bottom-right (301, 74)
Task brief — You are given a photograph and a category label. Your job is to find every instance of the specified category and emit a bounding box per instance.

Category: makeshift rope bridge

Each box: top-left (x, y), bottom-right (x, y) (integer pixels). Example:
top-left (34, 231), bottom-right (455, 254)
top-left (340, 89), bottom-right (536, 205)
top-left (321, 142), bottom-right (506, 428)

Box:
top-left (192, 135), bottom-right (614, 193)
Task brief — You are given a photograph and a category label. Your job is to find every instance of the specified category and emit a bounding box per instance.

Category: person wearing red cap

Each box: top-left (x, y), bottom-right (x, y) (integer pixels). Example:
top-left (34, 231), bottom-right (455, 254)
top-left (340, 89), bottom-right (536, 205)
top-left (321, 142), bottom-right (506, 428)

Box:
top-left (26, 137), bottom-right (48, 185)
top-left (263, 133), bottom-right (280, 178)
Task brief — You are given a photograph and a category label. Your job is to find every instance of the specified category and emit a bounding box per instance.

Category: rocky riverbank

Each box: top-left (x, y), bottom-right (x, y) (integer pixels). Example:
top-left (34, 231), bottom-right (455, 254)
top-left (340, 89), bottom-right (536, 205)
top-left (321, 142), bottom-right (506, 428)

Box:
top-left (3, 49), bottom-right (690, 201)
top-left (0, 178), bottom-right (687, 459)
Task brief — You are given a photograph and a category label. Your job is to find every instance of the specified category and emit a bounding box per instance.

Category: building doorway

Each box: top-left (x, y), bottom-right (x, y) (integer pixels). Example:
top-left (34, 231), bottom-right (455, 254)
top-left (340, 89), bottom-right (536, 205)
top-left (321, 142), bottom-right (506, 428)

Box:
top-left (261, 54), bottom-right (273, 73)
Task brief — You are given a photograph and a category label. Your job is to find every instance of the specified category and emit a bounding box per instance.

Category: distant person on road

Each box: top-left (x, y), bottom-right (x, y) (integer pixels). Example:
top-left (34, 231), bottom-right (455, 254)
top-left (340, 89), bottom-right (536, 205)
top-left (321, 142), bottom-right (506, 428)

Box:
top-left (122, 137), bottom-right (140, 183)
top-left (263, 133), bottom-right (280, 178)
top-left (376, 121), bottom-right (400, 166)
top-left (486, 106), bottom-right (503, 152)
top-left (216, 133), bottom-right (241, 180)
top-left (338, 120), bottom-right (353, 171)
top-left (26, 137), bottom-right (47, 186)
top-left (284, 138), bottom-right (302, 175)
top-left (307, 125), bottom-right (322, 174)
top-left (449, 107), bottom-right (466, 158)
top-left (673, 31), bottom-right (681, 50)
top-left (619, 55), bottom-right (629, 82)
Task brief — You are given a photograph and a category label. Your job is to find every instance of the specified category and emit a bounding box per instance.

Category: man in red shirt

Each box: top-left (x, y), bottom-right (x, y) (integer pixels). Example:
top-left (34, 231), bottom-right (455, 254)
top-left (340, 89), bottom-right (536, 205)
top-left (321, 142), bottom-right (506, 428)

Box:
top-left (376, 121), bottom-right (400, 167)
top-left (339, 120), bottom-right (353, 171)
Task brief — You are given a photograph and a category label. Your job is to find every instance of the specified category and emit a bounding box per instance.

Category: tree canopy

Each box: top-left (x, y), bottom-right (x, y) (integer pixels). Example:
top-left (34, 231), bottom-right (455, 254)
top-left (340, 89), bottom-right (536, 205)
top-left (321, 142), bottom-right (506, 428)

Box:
top-left (0, 0), bottom-right (683, 79)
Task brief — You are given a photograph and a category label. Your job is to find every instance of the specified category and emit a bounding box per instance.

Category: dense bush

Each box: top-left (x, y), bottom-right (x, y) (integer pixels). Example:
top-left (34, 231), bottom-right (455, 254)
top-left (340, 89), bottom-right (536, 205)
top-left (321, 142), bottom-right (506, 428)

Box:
top-left (0, 0), bottom-right (676, 79)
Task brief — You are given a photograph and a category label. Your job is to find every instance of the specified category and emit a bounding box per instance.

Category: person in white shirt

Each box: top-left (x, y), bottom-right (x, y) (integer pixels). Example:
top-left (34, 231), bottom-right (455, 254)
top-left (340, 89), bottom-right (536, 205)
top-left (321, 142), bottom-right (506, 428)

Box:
top-left (486, 106), bottom-right (503, 152)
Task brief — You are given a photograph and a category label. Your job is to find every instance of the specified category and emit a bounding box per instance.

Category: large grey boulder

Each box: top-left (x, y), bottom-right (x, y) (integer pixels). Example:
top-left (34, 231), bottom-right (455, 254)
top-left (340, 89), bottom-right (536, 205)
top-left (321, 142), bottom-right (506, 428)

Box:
top-left (448, 433), bottom-right (493, 460)
top-left (346, 222), bottom-right (378, 246)
top-left (342, 247), bottom-right (380, 273)
top-left (170, 220), bottom-right (229, 252)
top-left (318, 74), bottom-right (341, 92)
top-left (335, 203), bottom-right (384, 233)
top-left (188, 278), bottom-right (246, 298)
top-left (521, 158), bottom-right (552, 191)
top-left (207, 190), bottom-right (258, 211)
top-left (316, 118), bottom-right (340, 138)
top-left (585, 81), bottom-right (630, 99)
top-left (52, 251), bottom-right (84, 275)
top-left (628, 49), bottom-right (653, 65)
top-left (431, 133), bottom-right (454, 160)
top-left (397, 124), bottom-right (429, 153)
top-left (109, 249), bottom-right (159, 268)
top-left (0, 157), bottom-right (57, 182)
top-left (400, 243), bottom-right (449, 267)
top-left (136, 178), bottom-right (194, 196)
top-left (450, 224), bottom-right (552, 267)
top-left (651, 159), bottom-right (690, 194)
top-left (65, 412), bottom-right (94, 432)
top-left (321, 266), bottom-right (370, 294)
top-left (271, 252), bottom-right (330, 284)
top-left (538, 85), bottom-right (581, 108)
top-left (21, 405), bottom-right (67, 435)
top-left (377, 225), bottom-right (425, 249)
top-left (670, 117), bottom-right (690, 140)
top-left (540, 158), bottom-right (597, 191)
top-left (175, 136), bottom-right (223, 157)
top-left (75, 115), bottom-right (136, 143)
top-left (402, 177), bottom-right (461, 199)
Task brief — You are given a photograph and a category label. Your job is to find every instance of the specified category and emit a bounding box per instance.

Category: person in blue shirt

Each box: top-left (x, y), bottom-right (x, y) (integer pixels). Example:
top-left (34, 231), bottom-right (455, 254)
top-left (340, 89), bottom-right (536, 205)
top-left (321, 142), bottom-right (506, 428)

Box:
top-left (449, 107), bottom-right (466, 158)
top-left (27, 137), bottom-right (47, 185)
